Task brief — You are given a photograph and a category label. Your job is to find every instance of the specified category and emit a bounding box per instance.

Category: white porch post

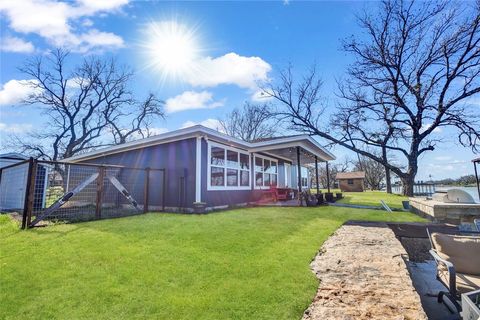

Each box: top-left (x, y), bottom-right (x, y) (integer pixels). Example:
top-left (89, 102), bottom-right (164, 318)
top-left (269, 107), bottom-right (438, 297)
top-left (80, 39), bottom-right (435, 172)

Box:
top-left (195, 136), bottom-right (202, 203)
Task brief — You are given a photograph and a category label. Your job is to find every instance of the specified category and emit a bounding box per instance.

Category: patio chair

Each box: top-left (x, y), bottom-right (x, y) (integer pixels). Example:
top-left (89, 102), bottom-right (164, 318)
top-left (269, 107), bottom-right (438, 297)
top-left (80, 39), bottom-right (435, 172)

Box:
top-left (475, 219), bottom-right (480, 232)
top-left (271, 186), bottom-right (291, 201)
top-left (427, 230), bottom-right (480, 312)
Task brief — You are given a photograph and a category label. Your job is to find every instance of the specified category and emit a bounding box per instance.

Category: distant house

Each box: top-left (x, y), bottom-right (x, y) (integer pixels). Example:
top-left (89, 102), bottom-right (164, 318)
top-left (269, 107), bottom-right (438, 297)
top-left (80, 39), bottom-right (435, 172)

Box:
top-left (336, 171), bottom-right (365, 192)
top-left (65, 125), bottom-right (336, 212)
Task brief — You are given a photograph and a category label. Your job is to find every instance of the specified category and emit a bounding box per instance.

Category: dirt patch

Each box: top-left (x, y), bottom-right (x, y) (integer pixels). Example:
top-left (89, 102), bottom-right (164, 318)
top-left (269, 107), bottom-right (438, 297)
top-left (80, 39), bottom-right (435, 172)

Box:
top-left (397, 237), bottom-right (432, 262)
top-left (303, 222), bottom-right (427, 320)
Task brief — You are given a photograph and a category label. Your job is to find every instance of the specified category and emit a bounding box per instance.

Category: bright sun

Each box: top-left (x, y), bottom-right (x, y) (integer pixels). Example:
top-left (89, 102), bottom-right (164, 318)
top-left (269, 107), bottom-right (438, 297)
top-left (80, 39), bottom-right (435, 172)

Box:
top-left (143, 20), bottom-right (200, 80)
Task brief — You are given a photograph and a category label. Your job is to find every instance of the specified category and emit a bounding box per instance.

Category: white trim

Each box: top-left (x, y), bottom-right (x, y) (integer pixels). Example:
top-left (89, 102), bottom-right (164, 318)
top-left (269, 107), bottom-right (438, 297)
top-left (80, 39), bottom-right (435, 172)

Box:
top-left (207, 141), bottom-right (252, 191)
top-left (261, 151), bottom-right (293, 163)
top-left (253, 153), bottom-right (279, 190)
top-left (284, 163), bottom-right (291, 188)
top-left (195, 137), bottom-right (202, 202)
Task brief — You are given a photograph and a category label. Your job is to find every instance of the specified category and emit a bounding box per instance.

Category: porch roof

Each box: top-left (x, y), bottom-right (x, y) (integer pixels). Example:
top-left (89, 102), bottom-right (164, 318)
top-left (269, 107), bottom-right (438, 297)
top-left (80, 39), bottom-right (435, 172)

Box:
top-left (248, 138), bottom-right (334, 164)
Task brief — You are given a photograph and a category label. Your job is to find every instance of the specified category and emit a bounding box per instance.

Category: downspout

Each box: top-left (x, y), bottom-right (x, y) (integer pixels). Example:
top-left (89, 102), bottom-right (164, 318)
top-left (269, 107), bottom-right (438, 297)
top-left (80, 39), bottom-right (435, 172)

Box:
top-left (315, 156), bottom-right (320, 195)
top-left (326, 161), bottom-right (331, 193)
top-left (297, 146), bottom-right (302, 205)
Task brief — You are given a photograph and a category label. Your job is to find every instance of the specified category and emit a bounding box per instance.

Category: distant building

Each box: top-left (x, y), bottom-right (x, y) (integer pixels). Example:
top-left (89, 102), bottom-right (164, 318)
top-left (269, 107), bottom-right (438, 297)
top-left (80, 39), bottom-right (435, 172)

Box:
top-left (336, 171), bottom-right (366, 192)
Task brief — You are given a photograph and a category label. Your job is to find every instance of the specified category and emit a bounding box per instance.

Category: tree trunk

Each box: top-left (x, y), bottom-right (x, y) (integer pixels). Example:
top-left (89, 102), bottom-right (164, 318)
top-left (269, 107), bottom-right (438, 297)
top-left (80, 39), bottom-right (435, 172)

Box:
top-left (385, 168), bottom-right (392, 193)
top-left (401, 175), bottom-right (415, 197)
top-left (382, 146), bottom-right (392, 193)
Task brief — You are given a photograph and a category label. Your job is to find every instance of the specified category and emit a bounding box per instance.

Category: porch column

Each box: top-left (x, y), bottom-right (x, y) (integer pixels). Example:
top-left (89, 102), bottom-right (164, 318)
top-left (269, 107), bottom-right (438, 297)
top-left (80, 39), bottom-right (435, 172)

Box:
top-left (296, 147), bottom-right (302, 202)
top-left (326, 161), bottom-right (331, 193)
top-left (315, 156), bottom-right (319, 195)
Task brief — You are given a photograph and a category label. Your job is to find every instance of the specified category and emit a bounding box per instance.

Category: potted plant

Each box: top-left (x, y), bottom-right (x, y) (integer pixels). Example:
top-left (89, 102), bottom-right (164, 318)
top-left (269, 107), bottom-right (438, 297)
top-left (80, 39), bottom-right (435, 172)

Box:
top-left (316, 193), bottom-right (324, 205)
top-left (325, 192), bottom-right (334, 202)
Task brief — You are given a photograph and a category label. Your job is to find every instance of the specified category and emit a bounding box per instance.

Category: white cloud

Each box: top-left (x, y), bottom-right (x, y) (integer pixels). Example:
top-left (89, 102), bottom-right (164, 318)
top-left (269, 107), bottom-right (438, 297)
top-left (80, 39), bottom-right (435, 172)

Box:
top-left (0, 79), bottom-right (42, 106)
top-left (185, 53), bottom-right (271, 90)
top-left (0, 0), bottom-right (127, 52)
top-left (181, 119), bottom-right (224, 131)
top-left (146, 127), bottom-right (169, 135)
top-left (434, 155), bottom-right (452, 161)
top-left (165, 91), bottom-right (224, 113)
top-left (75, 0), bottom-right (129, 15)
top-left (251, 89), bottom-right (273, 102)
top-left (465, 97), bottom-right (480, 106)
top-left (126, 127), bottom-right (169, 140)
top-left (0, 122), bottom-right (33, 134)
top-left (420, 123), bottom-right (442, 134)
top-left (0, 36), bottom-right (34, 53)
top-left (427, 163), bottom-right (455, 171)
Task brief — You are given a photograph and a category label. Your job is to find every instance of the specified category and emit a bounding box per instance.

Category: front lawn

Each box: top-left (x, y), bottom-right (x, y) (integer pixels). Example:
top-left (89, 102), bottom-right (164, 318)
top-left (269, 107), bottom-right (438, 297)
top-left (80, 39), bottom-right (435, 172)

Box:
top-left (0, 207), bottom-right (423, 319)
top-left (336, 191), bottom-right (408, 209)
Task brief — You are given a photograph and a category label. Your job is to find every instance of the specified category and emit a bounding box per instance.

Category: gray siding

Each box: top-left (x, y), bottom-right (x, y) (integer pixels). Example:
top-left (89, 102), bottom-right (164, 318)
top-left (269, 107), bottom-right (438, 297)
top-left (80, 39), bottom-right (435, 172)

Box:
top-left (78, 137), bottom-right (293, 210)
top-left (81, 138), bottom-right (197, 209)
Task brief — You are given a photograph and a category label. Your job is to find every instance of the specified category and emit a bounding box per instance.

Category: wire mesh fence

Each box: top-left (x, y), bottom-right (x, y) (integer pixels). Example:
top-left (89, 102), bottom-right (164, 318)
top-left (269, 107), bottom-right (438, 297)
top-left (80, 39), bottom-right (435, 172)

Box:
top-left (0, 158), bottom-right (165, 228)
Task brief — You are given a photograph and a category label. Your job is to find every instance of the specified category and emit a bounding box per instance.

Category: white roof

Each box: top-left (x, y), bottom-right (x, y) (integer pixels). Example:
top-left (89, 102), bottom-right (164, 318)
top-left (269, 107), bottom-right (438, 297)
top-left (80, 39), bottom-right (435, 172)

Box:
top-left (65, 125), bottom-right (335, 163)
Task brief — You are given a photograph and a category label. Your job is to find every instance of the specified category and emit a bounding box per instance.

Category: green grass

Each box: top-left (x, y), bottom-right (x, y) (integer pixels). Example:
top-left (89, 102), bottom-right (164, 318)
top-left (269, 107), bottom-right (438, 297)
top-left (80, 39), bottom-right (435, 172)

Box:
top-left (0, 214), bottom-right (18, 235)
top-left (0, 207), bottom-right (424, 320)
top-left (336, 191), bottom-right (408, 209)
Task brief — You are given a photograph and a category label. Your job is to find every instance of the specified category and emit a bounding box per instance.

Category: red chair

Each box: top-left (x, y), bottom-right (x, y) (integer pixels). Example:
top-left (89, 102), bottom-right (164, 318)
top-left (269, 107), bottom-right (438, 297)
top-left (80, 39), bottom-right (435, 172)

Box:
top-left (270, 186), bottom-right (291, 201)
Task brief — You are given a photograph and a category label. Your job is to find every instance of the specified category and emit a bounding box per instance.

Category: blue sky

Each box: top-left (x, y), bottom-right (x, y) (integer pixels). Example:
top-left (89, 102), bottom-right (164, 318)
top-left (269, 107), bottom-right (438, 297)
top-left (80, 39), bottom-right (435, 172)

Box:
top-left (0, 0), bottom-right (477, 180)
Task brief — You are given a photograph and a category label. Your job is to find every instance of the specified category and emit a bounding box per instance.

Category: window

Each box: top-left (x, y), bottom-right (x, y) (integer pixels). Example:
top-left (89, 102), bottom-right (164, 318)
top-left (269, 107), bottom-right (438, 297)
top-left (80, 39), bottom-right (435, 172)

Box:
top-left (301, 177), bottom-right (308, 188)
top-left (208, 142), bottom-right (250, 190)
top-left (300, 167), bottom-right (308, 188)
top-left (254, 155), bottom-right (278, 189)
top-left (347, 179), bottom-right (354, 185)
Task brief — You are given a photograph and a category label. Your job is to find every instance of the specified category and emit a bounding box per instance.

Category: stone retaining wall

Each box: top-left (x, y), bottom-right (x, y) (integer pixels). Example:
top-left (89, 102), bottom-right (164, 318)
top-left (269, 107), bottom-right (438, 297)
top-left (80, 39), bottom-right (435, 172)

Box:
top-left (409, 197), bottom-right (480, 224)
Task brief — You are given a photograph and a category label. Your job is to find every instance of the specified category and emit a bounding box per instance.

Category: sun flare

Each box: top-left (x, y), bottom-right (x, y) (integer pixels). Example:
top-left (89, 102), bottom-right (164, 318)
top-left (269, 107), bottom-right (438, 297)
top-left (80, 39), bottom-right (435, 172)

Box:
top-left (142, 20), bottom-right (200, 81)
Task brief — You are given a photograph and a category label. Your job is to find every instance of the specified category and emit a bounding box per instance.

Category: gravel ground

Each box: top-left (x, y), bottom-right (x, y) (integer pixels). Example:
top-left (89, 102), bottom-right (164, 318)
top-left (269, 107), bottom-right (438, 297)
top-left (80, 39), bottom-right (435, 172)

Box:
top-left (303, 222), bottom-right (427, 320)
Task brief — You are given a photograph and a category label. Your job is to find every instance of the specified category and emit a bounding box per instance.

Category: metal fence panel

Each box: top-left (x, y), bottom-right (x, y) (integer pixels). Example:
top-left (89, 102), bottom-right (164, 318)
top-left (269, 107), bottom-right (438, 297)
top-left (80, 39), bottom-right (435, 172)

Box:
top-left (0, 159), bottom-right (165, 228)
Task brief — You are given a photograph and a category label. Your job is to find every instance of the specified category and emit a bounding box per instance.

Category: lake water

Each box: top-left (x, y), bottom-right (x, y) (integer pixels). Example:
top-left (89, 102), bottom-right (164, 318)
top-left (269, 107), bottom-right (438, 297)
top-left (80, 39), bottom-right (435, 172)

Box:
top-left (436, 186), bottom-right (480, 203)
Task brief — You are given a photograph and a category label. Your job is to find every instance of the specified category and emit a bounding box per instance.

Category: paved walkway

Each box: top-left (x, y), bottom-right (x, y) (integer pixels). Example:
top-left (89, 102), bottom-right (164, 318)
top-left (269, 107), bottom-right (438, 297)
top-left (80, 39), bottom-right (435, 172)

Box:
top-left (303, 221), bottom-right (427, 320)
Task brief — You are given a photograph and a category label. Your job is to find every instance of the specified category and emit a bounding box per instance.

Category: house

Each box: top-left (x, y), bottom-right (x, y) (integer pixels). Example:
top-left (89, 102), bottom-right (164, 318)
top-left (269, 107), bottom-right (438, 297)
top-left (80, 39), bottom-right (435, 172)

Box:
top-left (0, 153), bottom-right (48, 211)
top-left (336, 171), bottom-right (366, 192)
top-left (66, 125), bottom-right (335, 212)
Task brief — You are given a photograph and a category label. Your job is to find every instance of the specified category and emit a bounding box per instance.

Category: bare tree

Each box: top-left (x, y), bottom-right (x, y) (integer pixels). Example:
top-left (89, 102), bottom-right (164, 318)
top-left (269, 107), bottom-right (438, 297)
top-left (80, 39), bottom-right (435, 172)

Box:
top-left (107, 93), bottom-right (165, 144)
top-left (11, 49), bottom-right (165, 160)
top-left (354, 156), bottom-right (386, 190)
top-left (263, 0), bottom-right (480, 196)
top-left (218, 102), bottom-right (277, 142)
top-left (315, 159), bottom-right (350, 189)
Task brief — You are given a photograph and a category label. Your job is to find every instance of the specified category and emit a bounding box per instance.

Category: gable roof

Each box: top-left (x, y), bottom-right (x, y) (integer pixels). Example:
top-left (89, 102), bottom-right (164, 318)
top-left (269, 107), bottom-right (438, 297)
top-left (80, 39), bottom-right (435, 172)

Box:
top-left (0, 153), bottom-right (28, 160)
top-left (64, 125), bottom-right (336, 163)
top-left (336, 171), bottom-right (366, 180)
top-left (251, 135), bottom-right (303, 142)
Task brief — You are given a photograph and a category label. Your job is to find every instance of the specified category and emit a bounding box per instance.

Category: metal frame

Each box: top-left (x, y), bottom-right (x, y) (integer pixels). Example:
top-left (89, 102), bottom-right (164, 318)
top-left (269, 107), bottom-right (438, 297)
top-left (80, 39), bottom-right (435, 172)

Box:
top-left (18, 159), bottom-right (166, 229)
top-left (427, 228), bottom-right (462, 313)
top-left (473, 158), bottom-right (480, 201)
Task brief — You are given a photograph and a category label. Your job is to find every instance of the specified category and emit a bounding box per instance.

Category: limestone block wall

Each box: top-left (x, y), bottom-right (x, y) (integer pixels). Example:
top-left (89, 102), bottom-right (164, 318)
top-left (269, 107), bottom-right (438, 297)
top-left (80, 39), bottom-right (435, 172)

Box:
top-left (409, 198), bottom-right (480, 224)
